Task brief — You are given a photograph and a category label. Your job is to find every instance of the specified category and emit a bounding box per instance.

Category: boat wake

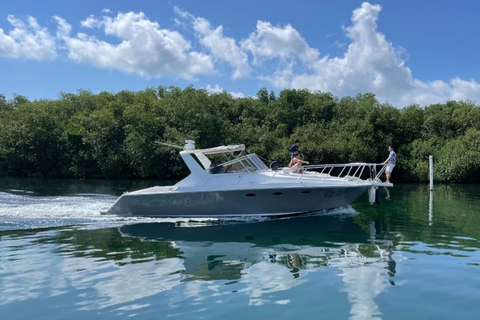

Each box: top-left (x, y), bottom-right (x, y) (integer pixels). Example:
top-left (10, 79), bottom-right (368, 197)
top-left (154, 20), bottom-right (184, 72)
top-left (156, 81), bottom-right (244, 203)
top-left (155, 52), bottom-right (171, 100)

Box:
top-left (171, 206), bottom-right (358, 228)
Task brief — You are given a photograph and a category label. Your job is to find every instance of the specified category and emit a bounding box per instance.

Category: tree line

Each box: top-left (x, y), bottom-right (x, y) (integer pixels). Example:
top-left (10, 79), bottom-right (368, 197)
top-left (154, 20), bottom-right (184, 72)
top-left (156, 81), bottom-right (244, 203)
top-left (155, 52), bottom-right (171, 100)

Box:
top-left (1, 86), bottom-right (479, 182)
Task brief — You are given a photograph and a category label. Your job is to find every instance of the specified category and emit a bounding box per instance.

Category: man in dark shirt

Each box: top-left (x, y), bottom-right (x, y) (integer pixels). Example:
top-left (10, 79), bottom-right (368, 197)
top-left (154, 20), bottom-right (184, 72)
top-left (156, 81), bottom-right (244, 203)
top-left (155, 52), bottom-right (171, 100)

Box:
top-left (288, 140), bottom-right (302, 159)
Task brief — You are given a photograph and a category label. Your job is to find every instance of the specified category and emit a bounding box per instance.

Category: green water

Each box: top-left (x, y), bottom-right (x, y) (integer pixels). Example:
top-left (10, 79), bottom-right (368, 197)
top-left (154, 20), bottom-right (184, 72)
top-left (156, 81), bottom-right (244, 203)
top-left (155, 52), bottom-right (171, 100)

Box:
top-left (1, 179), bottom-right (479, 319)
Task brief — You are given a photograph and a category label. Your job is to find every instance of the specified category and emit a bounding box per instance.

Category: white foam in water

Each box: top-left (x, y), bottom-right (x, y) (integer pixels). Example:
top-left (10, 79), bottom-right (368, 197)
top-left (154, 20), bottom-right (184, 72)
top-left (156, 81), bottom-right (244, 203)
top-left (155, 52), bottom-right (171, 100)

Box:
top-left (0, 192), bottom-right (114, 218)
top-left (308, 206), bottom-right (357, 216)
top-left (0, 191), bottom-right (119, 229)
top-left (0, 191), bottom-right (357, 230)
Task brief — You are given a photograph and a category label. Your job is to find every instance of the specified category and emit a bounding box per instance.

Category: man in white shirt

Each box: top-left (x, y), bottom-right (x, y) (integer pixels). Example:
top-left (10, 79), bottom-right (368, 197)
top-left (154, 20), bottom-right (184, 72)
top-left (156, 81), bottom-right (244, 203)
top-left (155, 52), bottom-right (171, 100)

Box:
top-left (381, 146), bottom-right (396, 184)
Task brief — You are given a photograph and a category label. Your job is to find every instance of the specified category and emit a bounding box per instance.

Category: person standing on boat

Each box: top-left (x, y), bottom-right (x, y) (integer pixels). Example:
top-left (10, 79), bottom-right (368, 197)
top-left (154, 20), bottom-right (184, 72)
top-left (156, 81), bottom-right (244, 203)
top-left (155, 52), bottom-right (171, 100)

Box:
top-left (381, 146), bottom-right (396, 184)
top-left (289, 140), bottom-right (303, 159)
top-left (288, 152), bottom-right (309, 173)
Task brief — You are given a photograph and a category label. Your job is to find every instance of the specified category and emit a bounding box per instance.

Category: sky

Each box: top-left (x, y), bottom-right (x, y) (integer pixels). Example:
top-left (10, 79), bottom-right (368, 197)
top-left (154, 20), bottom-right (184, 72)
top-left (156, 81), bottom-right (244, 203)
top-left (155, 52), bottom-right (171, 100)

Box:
top-left (1, 0), bottom-right (480, 107)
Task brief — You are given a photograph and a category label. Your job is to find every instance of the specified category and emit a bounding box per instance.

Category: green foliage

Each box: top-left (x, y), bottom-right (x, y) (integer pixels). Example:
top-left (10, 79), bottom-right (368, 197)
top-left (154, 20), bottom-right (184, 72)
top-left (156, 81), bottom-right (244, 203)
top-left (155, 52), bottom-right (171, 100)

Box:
top-left (1, 86), bottom-right (479, 182)
top-left (435, 128), bottom-right (480, 182)
top-left (0, 98), bottom-right (67, 177)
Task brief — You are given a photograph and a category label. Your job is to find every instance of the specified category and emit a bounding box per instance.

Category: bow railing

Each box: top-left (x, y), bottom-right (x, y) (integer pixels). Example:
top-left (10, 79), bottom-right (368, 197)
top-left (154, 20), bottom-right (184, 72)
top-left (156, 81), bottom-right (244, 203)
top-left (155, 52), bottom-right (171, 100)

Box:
top-left (271, 163), bottom-right (387, 184)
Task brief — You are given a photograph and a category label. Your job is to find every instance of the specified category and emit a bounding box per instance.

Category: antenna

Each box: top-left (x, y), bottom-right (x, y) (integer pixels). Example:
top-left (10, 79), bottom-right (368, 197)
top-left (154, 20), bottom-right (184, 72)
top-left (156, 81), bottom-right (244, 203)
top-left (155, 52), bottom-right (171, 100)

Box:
top-left (155, 140), bottom-right (196, 150)
top-left (155, 141), bottom-right (184, 149)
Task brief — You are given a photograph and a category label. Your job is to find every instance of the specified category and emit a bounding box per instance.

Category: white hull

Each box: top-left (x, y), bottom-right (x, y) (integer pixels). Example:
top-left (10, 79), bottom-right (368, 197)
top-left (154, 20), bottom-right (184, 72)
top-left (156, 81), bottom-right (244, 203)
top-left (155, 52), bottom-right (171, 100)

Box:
top-left (104, 185), bottom-right (368, 217)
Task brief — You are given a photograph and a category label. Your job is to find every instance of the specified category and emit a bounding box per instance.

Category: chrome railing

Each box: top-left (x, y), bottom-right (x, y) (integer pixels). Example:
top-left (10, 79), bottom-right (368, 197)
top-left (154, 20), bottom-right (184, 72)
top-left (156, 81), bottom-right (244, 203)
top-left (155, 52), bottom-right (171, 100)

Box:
top-left (269, 163), bottom-right (387, 184)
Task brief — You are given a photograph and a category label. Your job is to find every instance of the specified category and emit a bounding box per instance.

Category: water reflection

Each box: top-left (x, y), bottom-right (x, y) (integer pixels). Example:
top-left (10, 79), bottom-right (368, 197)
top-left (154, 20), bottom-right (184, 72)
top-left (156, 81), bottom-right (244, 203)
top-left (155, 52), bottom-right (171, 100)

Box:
top-left (2, 182), bottom-right (480, 319)
top-left (429, 190), bottom-right (433, 226)
top-left (0, 216), bottom-right (403, 318)
top-left (118, 217), bottom-right (401, 312)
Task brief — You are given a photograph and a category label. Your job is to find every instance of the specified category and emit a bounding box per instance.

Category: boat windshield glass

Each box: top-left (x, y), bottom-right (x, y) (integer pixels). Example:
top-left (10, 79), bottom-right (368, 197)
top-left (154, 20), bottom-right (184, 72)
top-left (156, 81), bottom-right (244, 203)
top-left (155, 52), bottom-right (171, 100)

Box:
top-left (209, 154), bottom-right (268, 174)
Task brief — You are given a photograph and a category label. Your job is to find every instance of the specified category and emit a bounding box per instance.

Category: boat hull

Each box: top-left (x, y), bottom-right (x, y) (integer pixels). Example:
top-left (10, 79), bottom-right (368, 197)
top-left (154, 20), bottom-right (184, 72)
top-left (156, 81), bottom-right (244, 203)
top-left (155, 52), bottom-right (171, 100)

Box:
top-left (104, 186), bottom-right (368, 217)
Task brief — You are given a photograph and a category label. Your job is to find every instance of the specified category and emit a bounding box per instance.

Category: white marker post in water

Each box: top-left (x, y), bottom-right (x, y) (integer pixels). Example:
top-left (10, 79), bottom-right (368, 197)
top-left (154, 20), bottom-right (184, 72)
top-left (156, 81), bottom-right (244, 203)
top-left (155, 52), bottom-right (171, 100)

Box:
top-left (429, 155), bottom-right (434, 191)
top-left (429, 155), bottom-right (434, 225)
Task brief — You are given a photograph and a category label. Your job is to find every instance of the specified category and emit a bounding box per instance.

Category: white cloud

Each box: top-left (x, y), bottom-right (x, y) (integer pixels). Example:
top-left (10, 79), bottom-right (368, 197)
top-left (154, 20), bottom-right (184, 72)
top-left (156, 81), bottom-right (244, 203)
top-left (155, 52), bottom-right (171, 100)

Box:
top-left (230, 91), bottom-right (246, 99)
top-left (2, 4), bottom-right (480, 106)
top-left (53, 15), bottom-right (71, 39)
top-left (175, 7), bottom-right (250, 79)
top-left (80, 15), bottom-right (99, 28)
top-left (54, 11), bottom-right (214, 79)
top-left (206, 84), bottom-right (223, 94)
top-left (206, 84), bottom-right (245, 98)
top-left (241, 20), bottom-right (319, 65)
top-left (173, 7), bottom-right (190, 20)
top-left (193, 17), bottom-right (250, 79)
top-left (260, 2), bottom-right (480, 107)
top-left (0, 15), bottom-right (56, 60)
top-left (449, 78), bottom-right (480, 101)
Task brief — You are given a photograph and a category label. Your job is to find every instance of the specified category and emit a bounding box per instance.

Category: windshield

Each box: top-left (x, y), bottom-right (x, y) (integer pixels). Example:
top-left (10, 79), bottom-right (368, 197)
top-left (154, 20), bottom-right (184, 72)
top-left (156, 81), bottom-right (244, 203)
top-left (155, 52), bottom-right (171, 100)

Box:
top-left (209, 154), bottom-right (268, 174)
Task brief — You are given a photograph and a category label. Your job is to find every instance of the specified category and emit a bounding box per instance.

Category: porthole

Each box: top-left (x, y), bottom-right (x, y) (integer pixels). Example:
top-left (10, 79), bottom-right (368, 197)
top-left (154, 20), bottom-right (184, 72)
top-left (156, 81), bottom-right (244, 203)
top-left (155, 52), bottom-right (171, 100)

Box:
top-left (301, 190), bottom-right (311, 194)
top-left (273, 192), bottom-right (283, 196)
top-left (245, 193), bottom-right (256, 197)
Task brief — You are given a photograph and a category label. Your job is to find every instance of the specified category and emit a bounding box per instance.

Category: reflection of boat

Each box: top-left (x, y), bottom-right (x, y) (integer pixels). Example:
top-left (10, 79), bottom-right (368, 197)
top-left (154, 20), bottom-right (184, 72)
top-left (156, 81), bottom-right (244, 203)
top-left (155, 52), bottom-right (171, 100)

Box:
top-left (103, 141), bottom-right (391, 217)
top-left (118, 216), bottom-right (374, 281)
top-left (117, 216), bottom-right (399, 314)
top-left (119, 215), bottom-right (367, 246)
top-left (0, 216), bottom-right (399, 314)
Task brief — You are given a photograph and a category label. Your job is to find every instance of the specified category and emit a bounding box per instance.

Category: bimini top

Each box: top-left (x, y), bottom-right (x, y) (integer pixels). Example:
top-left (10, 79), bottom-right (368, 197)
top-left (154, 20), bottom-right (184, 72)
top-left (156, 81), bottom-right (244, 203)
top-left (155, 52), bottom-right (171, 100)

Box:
top-left (183, 144), bottom-right (245, 155)
top-left (178, 142), bottom-right (248, 175)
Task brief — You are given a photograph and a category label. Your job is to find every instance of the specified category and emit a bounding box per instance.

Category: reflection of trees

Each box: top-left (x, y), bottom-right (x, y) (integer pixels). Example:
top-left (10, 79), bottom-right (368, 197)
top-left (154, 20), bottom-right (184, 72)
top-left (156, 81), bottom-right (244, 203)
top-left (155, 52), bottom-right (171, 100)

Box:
top-left (50, 227), bottom-right (182, 263)
top-left (353, 184), bottom-right (480, 256)
top-left (187, 259), bottom-right (250, 281)
top-left (0, 216), bottom-right (403, 316)
top-left (30, 215), bottom-right (394, 280)
top-left (2, 215), bottom-right (387, 283)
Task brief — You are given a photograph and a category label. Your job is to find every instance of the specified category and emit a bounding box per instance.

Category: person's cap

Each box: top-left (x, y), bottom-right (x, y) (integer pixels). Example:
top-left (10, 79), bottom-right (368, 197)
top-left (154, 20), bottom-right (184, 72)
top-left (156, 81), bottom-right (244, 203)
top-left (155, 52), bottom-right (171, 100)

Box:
top-left (295, 140), bottom-right (300, 143)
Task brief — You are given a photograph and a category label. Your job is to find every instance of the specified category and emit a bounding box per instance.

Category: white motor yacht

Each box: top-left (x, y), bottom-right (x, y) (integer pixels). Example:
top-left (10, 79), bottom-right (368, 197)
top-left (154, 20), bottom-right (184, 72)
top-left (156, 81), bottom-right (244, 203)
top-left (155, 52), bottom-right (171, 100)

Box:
top-left (102, 141), bottom-right (392, 217)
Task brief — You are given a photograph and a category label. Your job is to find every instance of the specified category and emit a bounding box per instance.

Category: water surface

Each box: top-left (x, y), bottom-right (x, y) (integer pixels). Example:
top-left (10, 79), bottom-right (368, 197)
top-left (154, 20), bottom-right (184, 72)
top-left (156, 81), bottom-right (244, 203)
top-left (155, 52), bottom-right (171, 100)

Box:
top-left (1, 179), bottom-right (479, 319)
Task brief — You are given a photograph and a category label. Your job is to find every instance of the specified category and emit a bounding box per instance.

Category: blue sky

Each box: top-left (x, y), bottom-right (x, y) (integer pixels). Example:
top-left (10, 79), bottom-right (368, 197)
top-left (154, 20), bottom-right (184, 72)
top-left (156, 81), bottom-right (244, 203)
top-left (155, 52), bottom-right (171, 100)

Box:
top-left (1, 0), bottom-right (479, 107)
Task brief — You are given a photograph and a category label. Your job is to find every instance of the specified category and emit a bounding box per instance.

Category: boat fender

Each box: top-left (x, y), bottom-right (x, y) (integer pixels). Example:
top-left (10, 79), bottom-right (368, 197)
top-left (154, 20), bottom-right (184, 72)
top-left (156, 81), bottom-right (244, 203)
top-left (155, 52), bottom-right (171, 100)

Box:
top-left (368, 187), bottom-right (376, 204)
